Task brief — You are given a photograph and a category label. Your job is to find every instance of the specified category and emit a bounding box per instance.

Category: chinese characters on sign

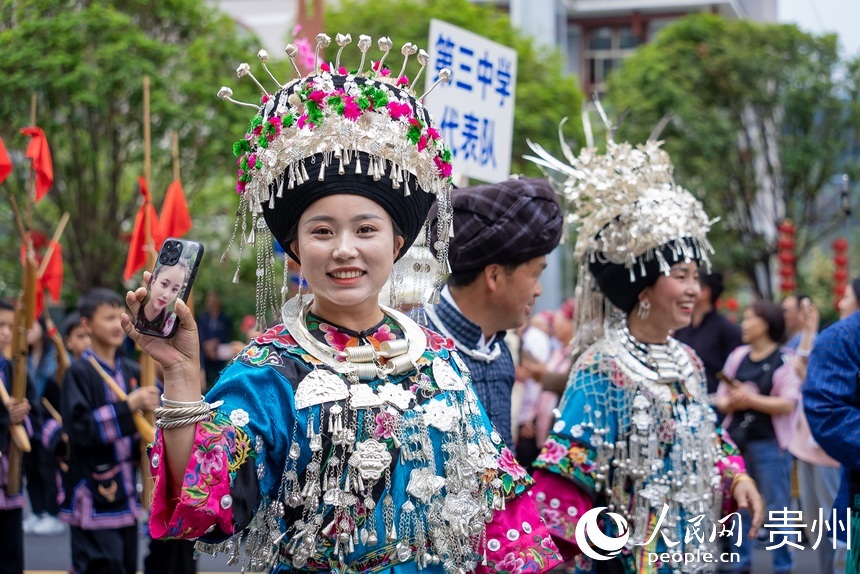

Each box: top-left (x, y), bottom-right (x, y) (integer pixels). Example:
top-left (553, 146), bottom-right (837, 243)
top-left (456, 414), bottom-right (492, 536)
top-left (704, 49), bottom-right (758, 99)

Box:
top-left (425, 19), bottom-right (517, 183)
top-left (645, 505), bottom-right (851, 551)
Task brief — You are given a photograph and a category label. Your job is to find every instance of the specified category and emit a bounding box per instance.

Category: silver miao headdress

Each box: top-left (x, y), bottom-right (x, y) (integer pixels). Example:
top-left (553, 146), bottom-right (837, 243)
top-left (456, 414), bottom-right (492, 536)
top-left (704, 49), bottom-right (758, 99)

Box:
top-left (526, 116), bottom-right (717, 355)
top-left (219, 34), bottom-right (455, 325)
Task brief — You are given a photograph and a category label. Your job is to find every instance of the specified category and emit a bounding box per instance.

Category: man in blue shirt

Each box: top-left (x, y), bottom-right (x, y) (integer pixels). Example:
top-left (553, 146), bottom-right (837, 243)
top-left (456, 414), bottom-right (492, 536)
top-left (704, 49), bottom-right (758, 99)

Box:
top-left (424, 178), bottom-right (563, 449)
top-left (804, 309), bottom-right (860, 572)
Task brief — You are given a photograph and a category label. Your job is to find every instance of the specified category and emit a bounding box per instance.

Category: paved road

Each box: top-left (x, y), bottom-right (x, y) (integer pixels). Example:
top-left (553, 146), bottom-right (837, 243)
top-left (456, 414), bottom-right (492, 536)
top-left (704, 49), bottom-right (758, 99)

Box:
top-left (24, 522), bottom-right (825, 573)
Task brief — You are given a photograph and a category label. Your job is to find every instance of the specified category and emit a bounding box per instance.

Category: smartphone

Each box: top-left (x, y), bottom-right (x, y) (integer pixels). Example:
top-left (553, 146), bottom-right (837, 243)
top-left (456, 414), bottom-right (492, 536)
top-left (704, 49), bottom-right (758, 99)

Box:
top-left (135, 238), bottom-right (204, 338)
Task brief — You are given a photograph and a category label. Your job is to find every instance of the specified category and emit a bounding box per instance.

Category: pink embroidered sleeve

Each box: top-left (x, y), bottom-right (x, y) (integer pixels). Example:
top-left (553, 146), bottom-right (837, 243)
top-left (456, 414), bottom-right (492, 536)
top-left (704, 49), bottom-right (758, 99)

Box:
top-left (530, 469), bottom-right (591, 560)
top-left (149, 418), bottom-right (244, 540)
top-left (476, 489), bottom-right (564, 574)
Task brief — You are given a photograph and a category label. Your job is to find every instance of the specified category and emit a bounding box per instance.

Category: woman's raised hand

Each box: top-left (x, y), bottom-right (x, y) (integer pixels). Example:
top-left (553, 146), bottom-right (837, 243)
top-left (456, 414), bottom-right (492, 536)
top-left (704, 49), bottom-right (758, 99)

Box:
top-left (121, 271), bottom-right (201, 376)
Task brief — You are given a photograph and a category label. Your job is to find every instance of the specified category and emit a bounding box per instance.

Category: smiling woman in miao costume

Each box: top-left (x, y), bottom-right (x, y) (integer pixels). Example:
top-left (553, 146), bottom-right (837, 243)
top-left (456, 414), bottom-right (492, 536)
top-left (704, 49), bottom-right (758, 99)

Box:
top-left (121, 33), bottom-right (562, 574)
top-left (524, 122), bottom-right (765, 573)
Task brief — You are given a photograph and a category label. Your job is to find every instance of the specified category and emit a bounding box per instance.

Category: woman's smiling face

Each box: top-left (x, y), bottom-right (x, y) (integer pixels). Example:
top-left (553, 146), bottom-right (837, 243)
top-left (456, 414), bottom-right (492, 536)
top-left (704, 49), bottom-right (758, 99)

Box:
top-left (291, 194), bottom-right (404, 320)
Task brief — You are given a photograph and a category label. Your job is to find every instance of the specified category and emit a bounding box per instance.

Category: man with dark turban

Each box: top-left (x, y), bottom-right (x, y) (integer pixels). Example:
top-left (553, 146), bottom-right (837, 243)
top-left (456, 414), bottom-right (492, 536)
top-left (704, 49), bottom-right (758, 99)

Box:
top-left (424, 177), bottom-right (563, 449)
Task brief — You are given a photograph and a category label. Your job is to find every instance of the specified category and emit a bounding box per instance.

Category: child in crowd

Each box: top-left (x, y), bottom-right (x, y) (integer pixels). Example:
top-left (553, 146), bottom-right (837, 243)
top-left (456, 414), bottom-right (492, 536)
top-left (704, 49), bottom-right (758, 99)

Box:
top-left (60, 289), bottom-right (160, 574)
top-left (0, 298), bottom-right (36, 574)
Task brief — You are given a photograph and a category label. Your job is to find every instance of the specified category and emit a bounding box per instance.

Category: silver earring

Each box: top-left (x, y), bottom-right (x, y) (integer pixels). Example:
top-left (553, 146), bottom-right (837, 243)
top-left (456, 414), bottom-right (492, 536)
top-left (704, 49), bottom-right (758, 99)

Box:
top-left (297, 268), bottom-right (306, 308)
top-left (637, 299), bottom-right (651, 320)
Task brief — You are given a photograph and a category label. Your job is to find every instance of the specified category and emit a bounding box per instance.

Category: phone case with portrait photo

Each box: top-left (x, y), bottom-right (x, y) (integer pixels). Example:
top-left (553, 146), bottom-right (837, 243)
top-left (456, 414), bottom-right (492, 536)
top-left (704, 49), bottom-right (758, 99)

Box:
top-left (134, 238), bottom-right (204, 338)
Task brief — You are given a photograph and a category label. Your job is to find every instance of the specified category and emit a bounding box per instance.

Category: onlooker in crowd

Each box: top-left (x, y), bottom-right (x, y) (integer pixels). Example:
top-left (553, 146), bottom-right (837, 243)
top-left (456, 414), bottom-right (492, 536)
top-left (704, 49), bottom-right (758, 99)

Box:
top-left (0, 297), bottom-right (36, 574)
top-left (674, 271), bottom-right (742, 397)
top-left (532, 299), bottom-right (574, 451)
top-left (804, 291), bottom-right (860, 574)
top-left (788, 299), bottom-right (846, 573)
top-left (60, 289), bottom-right (160, 574)
top-left (838, 277), bottom-right (860, 319)
top-left (24, 318), bottom-right (63, 536)
top-left (716, 301), bottom-right (801, 574)
top-left (515, 313), bottom-right (553, 466)
top-left (196, 292), bottom-right (232, 386)
top-left (781, 293), bottom-right (809, 350)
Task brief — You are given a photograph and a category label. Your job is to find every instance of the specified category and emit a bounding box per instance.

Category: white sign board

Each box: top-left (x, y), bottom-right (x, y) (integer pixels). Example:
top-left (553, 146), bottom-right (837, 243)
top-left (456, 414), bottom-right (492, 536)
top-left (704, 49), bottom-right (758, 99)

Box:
top-left (424, 19), bottom-right (517, 183)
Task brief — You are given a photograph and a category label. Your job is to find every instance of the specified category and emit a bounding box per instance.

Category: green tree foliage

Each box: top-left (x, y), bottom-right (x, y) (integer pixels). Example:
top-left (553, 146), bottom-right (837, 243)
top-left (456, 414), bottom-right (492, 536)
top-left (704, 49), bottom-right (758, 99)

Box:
top-left (607, 14), bottom-right (860, 298)
top-left (0, 0), bottom-right (266, 299)
top-left (325, 0), bottom-right (584, 177)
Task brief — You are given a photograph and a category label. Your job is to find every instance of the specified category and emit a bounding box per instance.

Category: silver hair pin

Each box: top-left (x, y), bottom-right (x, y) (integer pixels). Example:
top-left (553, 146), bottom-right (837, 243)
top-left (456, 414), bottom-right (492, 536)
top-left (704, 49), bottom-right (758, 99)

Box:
top-left (419, 69), bottom-right (451, 100)
top-left (397, 43), bottom-right (417, 80)
top-left (217, 86), bottom-right (261, 110)
top-left (257, 50), bottom-right (283, 89)
top-left (236, 63), bottom-right (269, 96)
top-left (284, 44), bottom-right (303, 79)
top-left (412, 49), bottom-right (430, 88)
top-left (335, 33), bottom-right (352, 71)
top-left (376, 37), bottom-right (393, 72)
top-left (357, 35), bottom-right (372, 74)
top-left (314, 33), bottom-right (332, 74)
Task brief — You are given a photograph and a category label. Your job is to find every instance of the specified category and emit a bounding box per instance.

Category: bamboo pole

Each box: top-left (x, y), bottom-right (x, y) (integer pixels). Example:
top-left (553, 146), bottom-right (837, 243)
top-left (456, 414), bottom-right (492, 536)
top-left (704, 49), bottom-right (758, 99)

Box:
top-left (87, 357), bottom-right (155, 444)
top-left (7, 208), bottom-right (37, 494)
top-left (36, 212), bottom-right (69, 278)
top-left (139, 76), bottom-right (157, 508)
top-left (41, 397), bottom-right (62, 425)
top-left (0, 381), bottom-right (31, 453)
top-left (36, 212), bottom-right (72, 384)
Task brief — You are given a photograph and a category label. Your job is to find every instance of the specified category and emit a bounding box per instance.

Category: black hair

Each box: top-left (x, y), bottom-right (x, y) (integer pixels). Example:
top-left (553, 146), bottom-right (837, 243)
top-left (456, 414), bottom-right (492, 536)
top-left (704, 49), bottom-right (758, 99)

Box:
top-left (78, 288), bottom-right (124, 319)
top-left (750, 301), bottom-right (787, 344)
top-left (0, 298), bottom-right (14, 313)
top-left (446, 262), bottom-right (519, 288)
top-left (700, 271), bottom-right (725, 306)
top-left (61, 311), bottom-right (84, 338)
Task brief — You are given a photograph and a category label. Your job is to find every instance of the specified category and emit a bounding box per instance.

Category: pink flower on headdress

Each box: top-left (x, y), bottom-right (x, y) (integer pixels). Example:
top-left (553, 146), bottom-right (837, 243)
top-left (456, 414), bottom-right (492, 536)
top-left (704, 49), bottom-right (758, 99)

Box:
top-left (248, 153), bottom-right (257, 168)
top-left (308, 90), bottom-right (326, 104)
top-left (396, 75), bottom-right (409, 86)
top-left (269, 116), bottom-right (282, 129)
top-left (417, 135), bottom-right (428, 152)
top-left (343, 98), bottom-right (362, 121)
top-left (433, 156), bottom-right (452, 178)
top-left (297, 114), bottom-right (309, 129)
top-left (408, 117), bottom-right (421, 129)
top-left (386, 102), bottom-right (410, 119)
top-left (261, 94), bottom-right (271, 104)
top-left (235, 181), bottom-right (246, 194)
top-left (427, 127), bottom-right (441, 141)
top-left (253, 125), bottom-right (263, 136)
top-left (338, 66), bottom-right (348, 75)
top-left (320, 62), bottom-right (331, 72)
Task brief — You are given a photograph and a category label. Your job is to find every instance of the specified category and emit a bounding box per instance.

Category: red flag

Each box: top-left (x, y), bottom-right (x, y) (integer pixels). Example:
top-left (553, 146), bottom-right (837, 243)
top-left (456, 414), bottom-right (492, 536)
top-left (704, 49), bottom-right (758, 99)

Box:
top-left (19, 238), bottom-right (64, 317)
top-left (0, 137), bottom-right (12, 185)
top-left (20, 127), bottom-right (53, 201)
top-left (124, 177), bottom-right (162, 281)
top-left (159, 180), bottom-right (192, 239)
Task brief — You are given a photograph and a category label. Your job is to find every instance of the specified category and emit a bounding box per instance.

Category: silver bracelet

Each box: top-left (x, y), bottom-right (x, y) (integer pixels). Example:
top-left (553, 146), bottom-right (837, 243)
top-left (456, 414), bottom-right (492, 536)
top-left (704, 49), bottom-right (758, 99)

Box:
top-left (155, 412), bottom-right (211, 429)
top-left (154, 403), bottom-right (211, 421)
top-left (161, 394), bottom-right (205, 408)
